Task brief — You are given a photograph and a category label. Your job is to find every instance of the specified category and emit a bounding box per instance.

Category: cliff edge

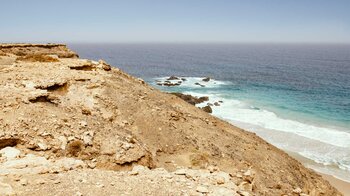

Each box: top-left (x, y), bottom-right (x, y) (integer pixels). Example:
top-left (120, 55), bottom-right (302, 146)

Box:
top-left (0, 44), bottom-right (341, 195)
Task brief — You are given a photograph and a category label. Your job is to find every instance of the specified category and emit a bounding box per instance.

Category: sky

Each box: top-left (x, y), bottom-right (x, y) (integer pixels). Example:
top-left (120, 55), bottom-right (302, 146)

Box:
top-left (1, 0), bottom-right (350, 43)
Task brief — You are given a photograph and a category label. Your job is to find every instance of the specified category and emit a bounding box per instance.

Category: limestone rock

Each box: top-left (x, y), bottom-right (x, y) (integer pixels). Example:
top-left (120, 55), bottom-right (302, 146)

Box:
top-left (37, 142), bottom-right (48, 151)
top-left (82, 131), bottom-right (94, 146)
top-left (19, 179), bottom-right (28, 186)
top-left (239, 181), bottom-right (253, 192)
top-left (211, 187), bottom-right (237, 196)
top-left (99, 60), bottom-right (111, 71)
top-left (0, 182), bottom-right (15, 196)
top-left (0, 147), bottom-right (20, 159)
top-left (196, 186), bottom-right (209, 193)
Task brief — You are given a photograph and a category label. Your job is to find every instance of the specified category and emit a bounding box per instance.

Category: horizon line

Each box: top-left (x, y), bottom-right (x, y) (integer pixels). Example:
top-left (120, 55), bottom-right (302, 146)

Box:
top-left (2, 41), bottom-right (350, 45)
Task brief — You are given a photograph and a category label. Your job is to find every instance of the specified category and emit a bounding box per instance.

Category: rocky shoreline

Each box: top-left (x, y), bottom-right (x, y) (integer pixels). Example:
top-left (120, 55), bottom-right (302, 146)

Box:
top-left (0, 44), bottom-right (341, 195)
top-left (156, 76), bottom-right (211, 87)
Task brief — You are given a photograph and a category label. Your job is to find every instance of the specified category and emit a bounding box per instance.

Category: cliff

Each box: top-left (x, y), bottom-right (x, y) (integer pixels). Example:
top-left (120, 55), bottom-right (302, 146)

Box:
top-left (0, 44), bottom-right (341, 195)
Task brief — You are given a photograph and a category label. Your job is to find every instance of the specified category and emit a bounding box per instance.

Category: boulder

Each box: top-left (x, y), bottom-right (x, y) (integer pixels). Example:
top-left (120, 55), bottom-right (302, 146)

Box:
top-left (167, 76), bottom-right (180, 80)
top-left (170, 93), bottom-right (209, 105)
top-left (0, 147), bottom-right (20, 159)
top-left (201, 106), bottom-right (212, 113)
top-left (202, 77), bottom-right (211, 82)
top-left (99, 60), bottom-right (111, 71)
top-left (194, 82), bottom-right (205, 87)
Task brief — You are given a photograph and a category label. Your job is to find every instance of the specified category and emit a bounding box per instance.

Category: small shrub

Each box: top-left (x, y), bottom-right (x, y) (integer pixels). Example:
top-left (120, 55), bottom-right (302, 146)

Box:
top-left (190, 152), bottom-right (209, 168)
top-left (67, 140), bottom-right (83, 156)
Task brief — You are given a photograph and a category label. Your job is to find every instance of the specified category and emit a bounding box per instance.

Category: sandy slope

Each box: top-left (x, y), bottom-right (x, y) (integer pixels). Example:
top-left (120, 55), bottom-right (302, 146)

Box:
top-left (0, 44), bottom-right (341, 195)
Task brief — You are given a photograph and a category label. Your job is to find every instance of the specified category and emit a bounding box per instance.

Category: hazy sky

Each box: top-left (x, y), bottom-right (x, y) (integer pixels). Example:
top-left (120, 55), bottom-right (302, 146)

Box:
top-left (1, 0), bottom-right (350, 43)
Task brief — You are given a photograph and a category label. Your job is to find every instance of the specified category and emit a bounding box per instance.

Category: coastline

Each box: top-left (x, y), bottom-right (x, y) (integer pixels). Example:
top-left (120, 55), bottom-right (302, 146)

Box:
top-left (283, 149), bottom-right (350, 195)
top-left (152, 77), bottom-right (350, 192)
top-left (321, 174), bottom-right (350, 195)
top-left (0, 44), bottom-right (342, 195)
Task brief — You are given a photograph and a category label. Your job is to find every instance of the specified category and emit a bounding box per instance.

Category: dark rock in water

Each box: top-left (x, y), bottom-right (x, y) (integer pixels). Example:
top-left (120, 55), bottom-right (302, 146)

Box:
top-left (181, 78), bottom-right (187, 81)
top-left (163, 82), bottom-right (180, 87)
top-left (170, 93), bottom-right (209, 105)
top-left (214, 102), bottom-right (220, 106)
top-left (194, 82), bottom-right (205, 87)
top-left (218, 101), bottom-right (223, 103)
top-left (198, 96), bottom-right (209, 103)
top-left (201, 105), bottom-right (212, 113)
top-left (167, 76), bottom-right (180, 80)
top-left (202, 77), bottom-right (211, 82)
top-left (156, 78), bottom-right (182, 86)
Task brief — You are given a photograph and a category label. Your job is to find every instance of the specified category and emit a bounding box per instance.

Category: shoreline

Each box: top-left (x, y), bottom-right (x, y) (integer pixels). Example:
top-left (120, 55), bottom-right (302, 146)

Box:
top-left (0, 44), bottom-right (343, 195)
top-left (321, 174), bottom-right (350, 195)
top-left (283, 149), bottom-right (350, 195)
top-left (153, 79), bottom-right (350, 195)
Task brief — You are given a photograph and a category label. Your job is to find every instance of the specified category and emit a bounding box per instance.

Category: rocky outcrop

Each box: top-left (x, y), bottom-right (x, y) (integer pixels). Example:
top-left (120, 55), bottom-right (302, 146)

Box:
top-left (170, 93), bottom-right (209, 105)
top-left (0, 164), bottom-right (258, 196)
top-left (201, 105), bottom-right (213, 113)
top-left (202, 77), bottom-right (211, 82)
top-left (0, 43), bottom-right (78, 58)
top-left (167, 76), bottom-right (180, 80)
top-left (0, 44), bottom-right (341, 195)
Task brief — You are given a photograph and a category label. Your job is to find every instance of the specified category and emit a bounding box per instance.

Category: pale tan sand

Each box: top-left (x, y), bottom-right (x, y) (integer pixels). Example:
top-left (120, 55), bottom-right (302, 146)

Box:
top-left (321, 174), bottom-right (350, 196)
top-left (285, 150), bottom-right (349, 195)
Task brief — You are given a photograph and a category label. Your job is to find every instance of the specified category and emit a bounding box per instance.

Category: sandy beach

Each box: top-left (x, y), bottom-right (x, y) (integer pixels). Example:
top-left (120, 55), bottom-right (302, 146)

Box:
top-left (285, 149), bottom-right (349, 195)
top-left (322, 174), bottom-right (350, 195)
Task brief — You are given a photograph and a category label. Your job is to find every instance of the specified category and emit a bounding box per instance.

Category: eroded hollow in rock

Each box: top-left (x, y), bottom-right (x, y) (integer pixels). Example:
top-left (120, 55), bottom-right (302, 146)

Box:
top-left (47, 83), bottom-right (69, 95)
top-left (0, 138), bottom-right (20, 149)
top-left (16, 54), bottom-right (60, 62)
top-left (29, 95), bottom-right (57, 104)
top-left (70, 65), bottom-right (95, 71)
top-left (35, 82), bottom-right (69, 96)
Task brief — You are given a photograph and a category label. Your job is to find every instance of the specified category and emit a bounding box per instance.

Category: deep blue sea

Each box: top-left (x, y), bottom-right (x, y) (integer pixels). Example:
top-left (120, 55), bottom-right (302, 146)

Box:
top-left (70, 43), bottom-right (350, 181)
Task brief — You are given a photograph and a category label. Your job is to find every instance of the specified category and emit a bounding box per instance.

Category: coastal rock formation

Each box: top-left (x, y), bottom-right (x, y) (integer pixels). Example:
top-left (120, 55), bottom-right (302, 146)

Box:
top-left (170, 92), bottom-right (209, 105)
top-left (202, 77), bottom-right (211, 82)
top-left (0, 44), bottom-right (341, 195)
top-left (201, 105), bottom-right (213, 113)
top-left (0, 43), bottom-right (78, 58)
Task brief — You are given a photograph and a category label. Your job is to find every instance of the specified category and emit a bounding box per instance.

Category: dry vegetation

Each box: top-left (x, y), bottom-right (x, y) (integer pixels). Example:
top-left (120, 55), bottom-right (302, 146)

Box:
top-left (0, 50), bottom-right (6, 56)
top-left (16, 54), bottom-right (59, 62)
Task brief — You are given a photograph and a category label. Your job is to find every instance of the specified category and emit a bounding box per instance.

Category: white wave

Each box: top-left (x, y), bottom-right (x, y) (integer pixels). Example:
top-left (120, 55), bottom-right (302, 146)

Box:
top-left (188, 92), bottom-right (350, 148)
top-left (154, 76), bottom-right (230, 88)
top-left (152, 77), bottom-right (350, 182)
top-left (299, 151), bottom-right (350, 172)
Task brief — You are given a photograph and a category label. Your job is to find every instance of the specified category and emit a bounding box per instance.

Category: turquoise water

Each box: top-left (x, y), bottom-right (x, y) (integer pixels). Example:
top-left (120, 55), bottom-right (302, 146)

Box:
top-left (70, 43), bottom-right (350, 181)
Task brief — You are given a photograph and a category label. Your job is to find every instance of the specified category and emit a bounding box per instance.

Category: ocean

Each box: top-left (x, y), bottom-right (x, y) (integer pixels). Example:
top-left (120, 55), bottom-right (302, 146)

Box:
top-left (70, 43), bottom-right (350, 182)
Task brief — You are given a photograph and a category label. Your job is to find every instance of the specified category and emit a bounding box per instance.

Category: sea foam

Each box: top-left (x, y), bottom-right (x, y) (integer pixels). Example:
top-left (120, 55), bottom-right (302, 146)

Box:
top-left (151, 76), bottom-right (350, 181)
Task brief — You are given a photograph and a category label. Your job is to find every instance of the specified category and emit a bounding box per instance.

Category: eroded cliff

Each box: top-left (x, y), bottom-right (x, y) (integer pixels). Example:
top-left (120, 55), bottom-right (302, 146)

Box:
top-left (0, 44), bottom-right (341, 195)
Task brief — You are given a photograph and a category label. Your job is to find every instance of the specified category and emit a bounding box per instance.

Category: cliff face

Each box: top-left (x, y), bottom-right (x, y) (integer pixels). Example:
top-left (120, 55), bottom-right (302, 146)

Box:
top-left (0, 43), bottom-right (78, 58)
top-left (0, 44), bottom-right (341, 195)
